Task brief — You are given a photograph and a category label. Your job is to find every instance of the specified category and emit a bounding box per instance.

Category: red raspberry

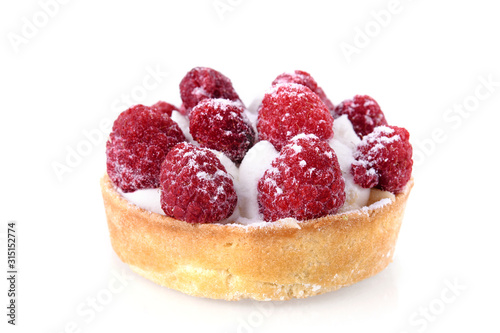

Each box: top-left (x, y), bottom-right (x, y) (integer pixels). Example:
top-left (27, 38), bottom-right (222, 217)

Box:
top-left (151, 101), bottom-right (179, 117)
top-left (257, 83), bottom-right (334, 151)
top-left (189, 99), bottom-right (256, 164)
top-left (160, 143), bottom-right (237, 223)
top-left (333, 95), bottom-right (388, 138)
top-left (179, 67), bottom-right (242, 115)
top-left (257, 134), bottom-right (346, 222)
top-left (106, 105), bottom-right (185, 192)
top-left (272, 70), bottom-right (334, 111)
top-left (351, 125), bottom-right (413, 193)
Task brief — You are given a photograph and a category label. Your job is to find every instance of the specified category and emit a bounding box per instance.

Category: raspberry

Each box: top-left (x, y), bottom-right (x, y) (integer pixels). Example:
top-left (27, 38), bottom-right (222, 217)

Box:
top-left (333, 95), bottom-right (388, 138)
top-left (351, 125), bottom-right (413, 193)
top-left (189, 99), bottom-right (256, 163)
top-left (257, 134), bottom-right (346, 222)
top-left (257, 83), bottom-right (334, 151)
top-left (106, 105), bottom-right (185, 192)
top-left (272, 70), bottom-right (334, 111)
top-left (160, 143), bottom-right (237, 223)
top-left (179, 67), bottom-right (242, 115)
top-left (151, 101), bottom-right (179, 117)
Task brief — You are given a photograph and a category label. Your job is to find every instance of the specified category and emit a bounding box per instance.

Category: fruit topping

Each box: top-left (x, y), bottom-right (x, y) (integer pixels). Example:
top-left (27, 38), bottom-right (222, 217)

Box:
top-left (151, 101), bottom-right (179, 117)
top-left (179, 67), bottom-right (242, 115)
top-left (272, 70), bottom-right (334, 111)
top-left (333, 95), bottom-right (388, 138)
top-left (189, 98), bottom-right (255, 163)
top-left (106, 105), bottom-right (185, 192)
top-left (257, 83), bottom-right (334, 151)
top-left (257, 134), bottom-right (346, 222)
top-left (351, 125), bottom-right (413, 193)
top-left (160, 142), bottom-right (237, 223)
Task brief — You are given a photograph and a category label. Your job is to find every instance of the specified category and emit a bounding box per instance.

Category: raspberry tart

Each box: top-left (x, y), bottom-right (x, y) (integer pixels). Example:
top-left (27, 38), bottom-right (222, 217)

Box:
top-left (101, 68), bottom-right (413, 301)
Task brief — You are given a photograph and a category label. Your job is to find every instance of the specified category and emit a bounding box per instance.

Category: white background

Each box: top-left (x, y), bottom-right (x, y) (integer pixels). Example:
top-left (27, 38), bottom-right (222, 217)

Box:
top-left (1, 0), bottom-right (499, 332)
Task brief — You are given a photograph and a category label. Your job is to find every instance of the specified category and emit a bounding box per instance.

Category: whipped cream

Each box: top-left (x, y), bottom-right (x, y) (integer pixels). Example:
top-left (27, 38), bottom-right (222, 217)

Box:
top-left (328, 115), bottom-right (371, 213)
top-left (119, 111), bottom-right (375, 225)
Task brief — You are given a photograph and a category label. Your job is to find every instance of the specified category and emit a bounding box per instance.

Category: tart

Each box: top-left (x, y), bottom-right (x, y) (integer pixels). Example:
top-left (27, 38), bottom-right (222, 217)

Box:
top-left (101, 67), bottom-right (414, 300)
top-left (101, 174), bottom-right (412, 300)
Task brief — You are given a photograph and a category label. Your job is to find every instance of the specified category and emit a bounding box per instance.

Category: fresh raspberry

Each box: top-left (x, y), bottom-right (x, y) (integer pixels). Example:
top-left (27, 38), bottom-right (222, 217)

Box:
top-left (106, 105), bottom-right (185, 192)
top-left (257, 83), bottom-right (334, 151)
top-left (179, 67), bottom-right (242, 115)
top-left (272, 70), bottom-right (334, 111)
top-left (257, 134), bottom-right (346, 222)
top-left (160, 143), bottom-right (237, 223)
top-left (151, 101), bottom-right (179, 117)
top-left (333, 95), bottom-right (388, 138)
top-left (351, 125), bottom-right (413, 193)
top-left (189, 98), bottom-right (256, 163)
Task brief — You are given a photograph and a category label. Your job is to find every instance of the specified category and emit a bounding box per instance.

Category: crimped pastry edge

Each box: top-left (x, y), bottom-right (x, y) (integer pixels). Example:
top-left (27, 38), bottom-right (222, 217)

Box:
top-left (101, 174), bottom-right (413, 301)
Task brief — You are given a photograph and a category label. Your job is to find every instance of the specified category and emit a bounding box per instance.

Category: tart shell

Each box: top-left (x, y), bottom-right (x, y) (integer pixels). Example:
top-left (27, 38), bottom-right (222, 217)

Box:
top-left (101, 174), bottom-right (413, 301)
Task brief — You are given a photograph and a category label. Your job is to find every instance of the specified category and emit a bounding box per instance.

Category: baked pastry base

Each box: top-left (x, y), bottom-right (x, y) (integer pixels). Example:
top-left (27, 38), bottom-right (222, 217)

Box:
top-left (101, 174), bottom-right (413, 301)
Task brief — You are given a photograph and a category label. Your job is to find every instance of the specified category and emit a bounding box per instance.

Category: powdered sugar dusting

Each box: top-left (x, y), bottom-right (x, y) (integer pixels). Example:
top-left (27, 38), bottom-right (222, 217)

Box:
top-left (355, 126), bottom-right (401, 167)
top-left (367, 197), bottom-right (392, 210)
top-left (363, 99), bottom-right (376, 107)
top-left (369, 125), bottom-right (395, 137)
top-left (355, 126), bottom-right (401, 163)
top-left (267, 83), bottom-right (308, 100)
top-left (201, 97), bottom-right (244, 111)
top-left (192, 86), bottom-right (208, 98)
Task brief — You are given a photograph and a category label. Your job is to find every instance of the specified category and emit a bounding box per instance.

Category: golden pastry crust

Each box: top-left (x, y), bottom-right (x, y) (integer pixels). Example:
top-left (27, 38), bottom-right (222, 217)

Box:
top-left (101, 174), bottom-right (413, 301)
